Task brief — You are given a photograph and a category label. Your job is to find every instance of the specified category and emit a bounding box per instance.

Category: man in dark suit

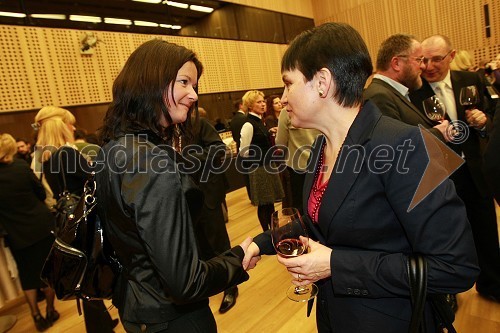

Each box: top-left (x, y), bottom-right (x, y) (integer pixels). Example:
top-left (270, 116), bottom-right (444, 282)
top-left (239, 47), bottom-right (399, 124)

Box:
top-left (364, 34), bottom-right (453, 142)
top-left (229, 99), bottom-right (246, 151)
top-left (365, 34), bottom-right (461, 310)
top-left (409, 35), bottom-right (500, 302)
top-left (229, 98), bottom-right (251, 199)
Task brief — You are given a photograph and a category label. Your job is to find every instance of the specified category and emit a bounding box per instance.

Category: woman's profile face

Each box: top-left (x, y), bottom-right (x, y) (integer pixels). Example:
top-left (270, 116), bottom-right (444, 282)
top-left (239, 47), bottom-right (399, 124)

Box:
top-left (281, 68), bottom-right (316, 128)
top-left (250, 95), bottom-right (266, 115)
top-left (162, 61), bottom-right (199, 127)
top-left (272, 97), bottom-right (282, 112)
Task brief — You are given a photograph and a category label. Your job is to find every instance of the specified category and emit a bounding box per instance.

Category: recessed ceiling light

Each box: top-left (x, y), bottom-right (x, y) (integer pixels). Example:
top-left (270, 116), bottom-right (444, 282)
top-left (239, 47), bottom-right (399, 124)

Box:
top-left (0, 11), bottom-right (27, 18)
top-left (132, 0), bottom-right (162, 3)
top-left (164, 1), bottom-right (189, 9)
top-left (31, 14), bottom-right (66, 20)
top-left (189, 5), bottom-right (214, 13)
top-left (69, 15), bottom-right (101, 23)
top-left (134, 20), bottom-right (159, 27)
top-left (104, 18), bottom-right (132, 25)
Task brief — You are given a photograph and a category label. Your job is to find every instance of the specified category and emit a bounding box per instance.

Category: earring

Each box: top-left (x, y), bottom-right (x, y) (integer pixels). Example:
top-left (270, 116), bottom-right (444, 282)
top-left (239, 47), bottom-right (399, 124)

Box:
top-left (319, 90), bottom-right (324, 97)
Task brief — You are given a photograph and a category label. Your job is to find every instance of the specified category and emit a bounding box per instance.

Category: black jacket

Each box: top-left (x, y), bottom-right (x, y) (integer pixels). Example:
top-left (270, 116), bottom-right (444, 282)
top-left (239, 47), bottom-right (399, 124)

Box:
top-left (95, 132), bottom-right (248, 323)
top-left (0, 158), bottom-right (54, 250)
top-left (255, 101), bottom-right (478, 332)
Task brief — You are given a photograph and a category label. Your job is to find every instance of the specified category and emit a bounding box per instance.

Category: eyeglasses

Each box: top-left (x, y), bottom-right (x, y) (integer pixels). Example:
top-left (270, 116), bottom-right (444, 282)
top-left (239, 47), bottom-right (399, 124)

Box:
top-left (396, 55), bottom-right (425, 65)
top-left (421, 50), bottom-right (452, 65)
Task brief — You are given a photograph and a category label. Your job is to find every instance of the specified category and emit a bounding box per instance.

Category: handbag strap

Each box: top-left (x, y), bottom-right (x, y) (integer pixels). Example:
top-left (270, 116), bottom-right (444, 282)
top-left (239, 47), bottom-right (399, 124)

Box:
top-left (408, 254), bottom-right (427, 333)
top-left (58, 148), bottom-right (69, 194)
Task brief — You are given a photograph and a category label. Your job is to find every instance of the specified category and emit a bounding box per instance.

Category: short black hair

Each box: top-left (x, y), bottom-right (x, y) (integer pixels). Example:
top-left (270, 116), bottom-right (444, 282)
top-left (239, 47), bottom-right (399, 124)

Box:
top-left (281, 22), bottom-right (373, 107)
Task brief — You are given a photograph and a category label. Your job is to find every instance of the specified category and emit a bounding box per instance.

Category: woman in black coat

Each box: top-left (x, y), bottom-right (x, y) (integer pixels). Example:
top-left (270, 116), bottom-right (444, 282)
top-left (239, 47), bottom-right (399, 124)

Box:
top-left (0, 133), bottom-right (58, 332)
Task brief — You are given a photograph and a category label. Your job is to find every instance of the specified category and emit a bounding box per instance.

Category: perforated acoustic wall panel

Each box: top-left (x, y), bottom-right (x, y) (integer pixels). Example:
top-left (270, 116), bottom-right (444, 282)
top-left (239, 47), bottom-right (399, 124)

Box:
top-left (0, 25), bottom-right (287, 113)
top-left (311, 0), bottom-right (500, 67)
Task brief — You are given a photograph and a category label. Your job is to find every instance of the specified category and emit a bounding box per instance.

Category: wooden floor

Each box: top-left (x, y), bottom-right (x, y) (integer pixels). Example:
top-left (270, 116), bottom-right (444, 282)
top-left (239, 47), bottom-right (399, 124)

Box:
top-left (1, 187), bottom-right (500, 332)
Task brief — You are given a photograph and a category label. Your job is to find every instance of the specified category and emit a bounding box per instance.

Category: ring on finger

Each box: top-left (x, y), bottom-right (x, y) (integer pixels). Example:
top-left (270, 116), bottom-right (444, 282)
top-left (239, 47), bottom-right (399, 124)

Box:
top-left (298, 273), bottom-right (302, 281)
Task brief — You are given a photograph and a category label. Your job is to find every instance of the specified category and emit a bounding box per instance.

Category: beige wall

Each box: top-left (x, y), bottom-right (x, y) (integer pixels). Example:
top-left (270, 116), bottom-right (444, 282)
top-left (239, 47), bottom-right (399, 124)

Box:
top-left (0, 25), bottom-right (287, 113)
top-left (1, 0), bottom-right (499, 115)
top-left (312, 0), bottom-right (500, 68)
top-left (224, 0), bottom-right (313, 18)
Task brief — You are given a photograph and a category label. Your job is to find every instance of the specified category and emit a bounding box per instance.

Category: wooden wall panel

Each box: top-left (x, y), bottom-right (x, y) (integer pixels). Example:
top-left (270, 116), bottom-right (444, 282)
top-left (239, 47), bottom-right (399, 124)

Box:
top-left (0, 25), bottom-right (286, 113)
top-left (223, 0), bottom-right (313, 18)
top-left (311, 0), bottom-right (500, 67)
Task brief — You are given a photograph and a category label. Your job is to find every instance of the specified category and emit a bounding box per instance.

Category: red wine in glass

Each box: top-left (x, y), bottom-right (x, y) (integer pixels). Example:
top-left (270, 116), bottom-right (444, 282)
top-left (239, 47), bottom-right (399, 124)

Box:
top-left (460, 85), bottom-right (479, 110)
top-left (271, 207), bottom-right (318, 302)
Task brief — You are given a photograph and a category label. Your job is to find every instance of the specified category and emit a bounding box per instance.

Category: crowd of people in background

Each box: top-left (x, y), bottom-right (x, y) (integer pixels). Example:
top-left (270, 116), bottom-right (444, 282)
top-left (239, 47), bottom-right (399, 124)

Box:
top-left (0, 22), bottom-right (500, 333)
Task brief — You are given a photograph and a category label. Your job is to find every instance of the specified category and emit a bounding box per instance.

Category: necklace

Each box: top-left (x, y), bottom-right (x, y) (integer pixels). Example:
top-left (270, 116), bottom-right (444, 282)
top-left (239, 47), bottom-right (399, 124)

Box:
top-left (310, 143), bottom-right (327, 223)
top-left (172, 124), bottom-right (182, 152)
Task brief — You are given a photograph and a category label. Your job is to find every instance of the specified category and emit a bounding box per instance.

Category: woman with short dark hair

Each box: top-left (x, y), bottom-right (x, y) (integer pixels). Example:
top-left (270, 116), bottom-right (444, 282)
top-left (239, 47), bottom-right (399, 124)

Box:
top-left (243, 22), bottom-right (479, 332)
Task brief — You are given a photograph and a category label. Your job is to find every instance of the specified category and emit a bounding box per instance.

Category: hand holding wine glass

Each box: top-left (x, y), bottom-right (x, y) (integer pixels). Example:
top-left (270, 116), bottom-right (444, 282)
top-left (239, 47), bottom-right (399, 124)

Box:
top-left (422, 95), bottom-right (446, 122)
top-left (460, 85), bottom-right (486, 129)
top-left (271, 207), bottom-right (318, 302)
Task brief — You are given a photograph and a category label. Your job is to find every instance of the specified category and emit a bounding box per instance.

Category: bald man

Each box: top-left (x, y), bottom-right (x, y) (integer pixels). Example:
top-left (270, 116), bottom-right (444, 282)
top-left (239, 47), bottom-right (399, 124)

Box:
top-left (410, 35), bottom-right (500, 302)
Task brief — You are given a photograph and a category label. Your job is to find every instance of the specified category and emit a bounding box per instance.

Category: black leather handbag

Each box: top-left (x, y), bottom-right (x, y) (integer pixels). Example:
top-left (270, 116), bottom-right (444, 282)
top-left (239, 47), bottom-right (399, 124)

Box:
top-left (41, 172), bottom-right (121, 301)
top-left (407, 254), bottom-right (457, 333)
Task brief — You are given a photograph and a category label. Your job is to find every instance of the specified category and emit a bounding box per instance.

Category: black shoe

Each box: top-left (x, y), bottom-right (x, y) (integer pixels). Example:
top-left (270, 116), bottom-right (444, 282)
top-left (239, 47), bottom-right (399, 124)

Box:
top-left (111, 318), bottom-right (119, 329)
top-left (33, 314), bottom-right (49, 332)
top-left (46, 309), bottom-right (60, 327)
top-left (445, 294), bottom-right (458, 312)
top-left (219, 287), bottom-right (238, 314)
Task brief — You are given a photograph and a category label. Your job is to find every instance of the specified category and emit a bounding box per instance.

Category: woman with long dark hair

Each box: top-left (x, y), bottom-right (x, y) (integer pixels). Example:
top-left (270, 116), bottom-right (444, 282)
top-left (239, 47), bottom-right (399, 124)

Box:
top-left (96, 39), bottom-right (253, 332)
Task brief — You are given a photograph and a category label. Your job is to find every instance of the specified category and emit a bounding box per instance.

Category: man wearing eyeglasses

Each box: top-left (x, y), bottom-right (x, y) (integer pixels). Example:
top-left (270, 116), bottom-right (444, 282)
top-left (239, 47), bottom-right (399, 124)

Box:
top-left (410, 35), bottom-right (500, 303)
top-left (364, 34), bottom-right (454, 142)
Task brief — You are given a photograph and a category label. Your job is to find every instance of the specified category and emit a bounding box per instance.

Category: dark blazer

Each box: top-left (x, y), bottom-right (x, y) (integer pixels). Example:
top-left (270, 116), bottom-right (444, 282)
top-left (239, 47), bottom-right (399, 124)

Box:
top-left (229, 111), bottom-right (247, 151)
top-left (255, 101), bottom-right (478, 332)
top-left (189, 118), bottom-right (231, 258)
top-left (0, 159), bottom-right (54, 250)
top-left (484, 101), bottom-right (500, 204)
top-left (364, 77), bottom-right (445, 141)
top-left (409, 70), bottom-right (492, 197)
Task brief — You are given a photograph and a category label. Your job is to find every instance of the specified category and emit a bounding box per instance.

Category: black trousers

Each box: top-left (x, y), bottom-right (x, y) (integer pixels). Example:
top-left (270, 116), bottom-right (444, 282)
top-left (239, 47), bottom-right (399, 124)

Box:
top-left (121, 305), bottom-right (216, 333)
top-left (452, 165), bottom-right (500, 293)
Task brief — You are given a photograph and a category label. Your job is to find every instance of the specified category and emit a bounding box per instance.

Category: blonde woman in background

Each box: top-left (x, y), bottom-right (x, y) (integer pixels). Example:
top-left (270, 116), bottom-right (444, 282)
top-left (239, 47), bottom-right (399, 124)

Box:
top-left (239, 90), bottom-right (284, 231)
top-left (450, 49), bottom-right (475, 71)
top-left (0, 133), bottom-right (58, 331)
top-left (32, 106), bottom-right (118, 333)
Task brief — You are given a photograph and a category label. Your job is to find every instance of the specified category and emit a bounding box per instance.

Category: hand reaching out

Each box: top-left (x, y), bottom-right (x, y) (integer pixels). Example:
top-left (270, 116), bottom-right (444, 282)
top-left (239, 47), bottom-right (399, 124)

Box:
top-left (240, 238), bottom-right (261, 270)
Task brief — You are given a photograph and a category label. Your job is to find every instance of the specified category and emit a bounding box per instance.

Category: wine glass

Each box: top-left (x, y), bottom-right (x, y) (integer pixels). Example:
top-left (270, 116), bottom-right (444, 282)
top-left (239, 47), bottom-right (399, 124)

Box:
top-left (271, 207), bottom-right (318, 302)
top-left (460, 85), bottom-right (479, 110)
top-left (422, 95), bottom-right (446, 122)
